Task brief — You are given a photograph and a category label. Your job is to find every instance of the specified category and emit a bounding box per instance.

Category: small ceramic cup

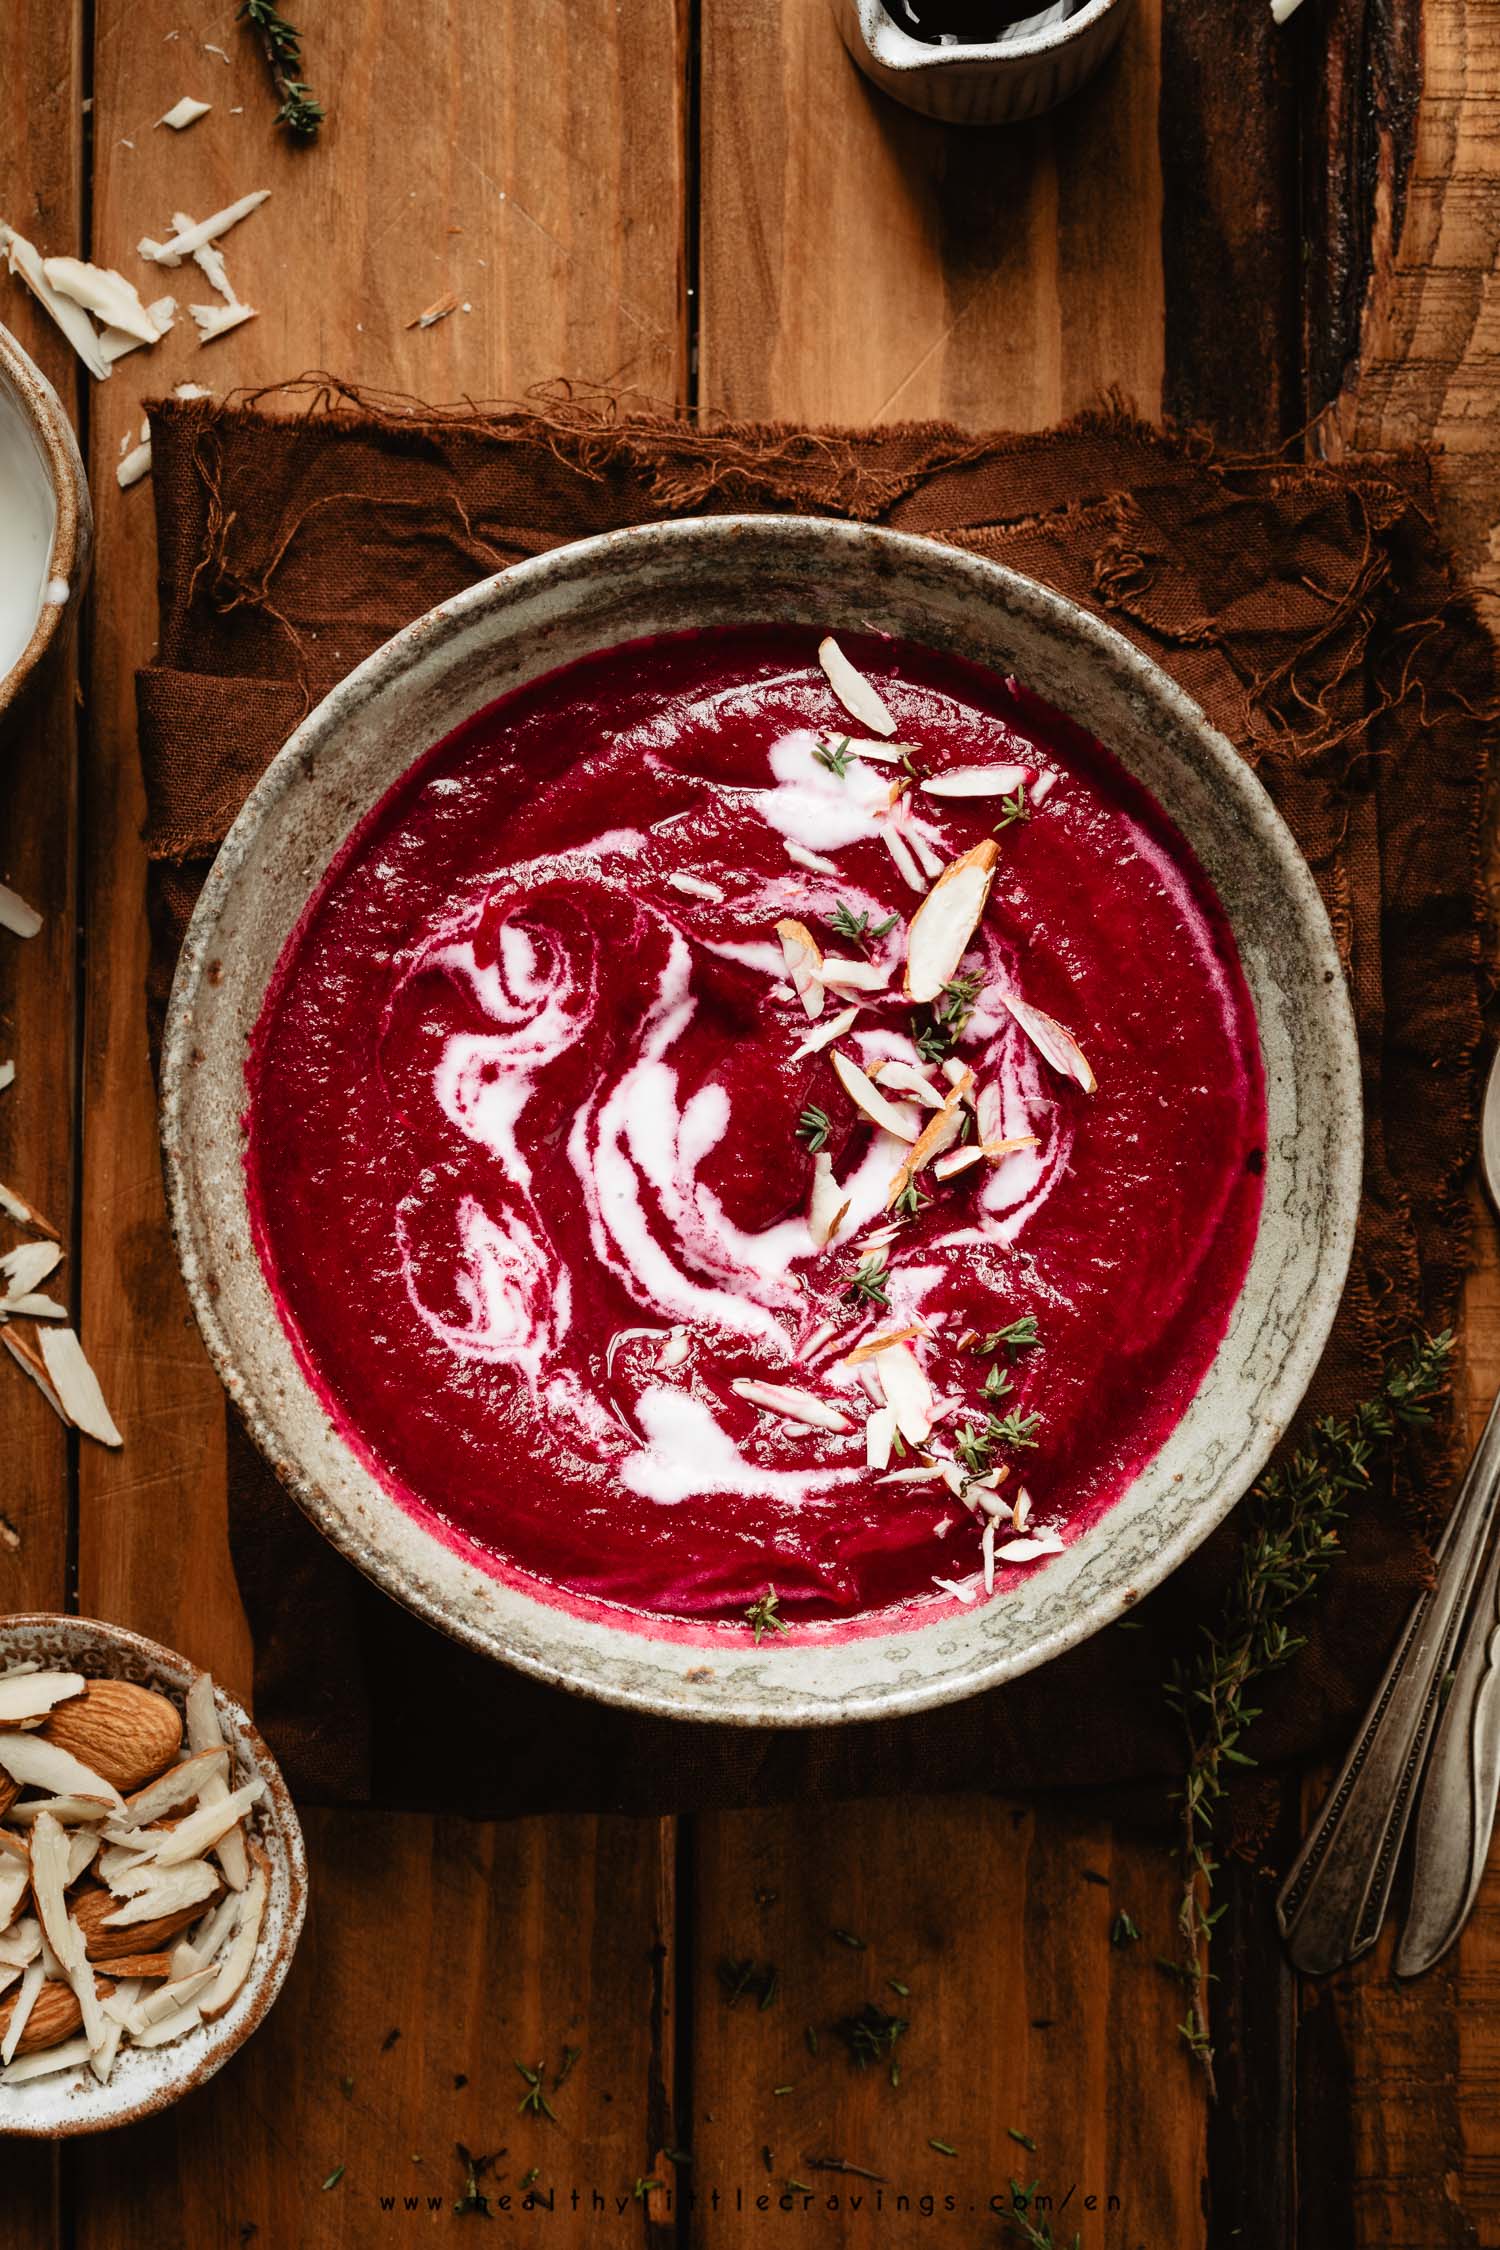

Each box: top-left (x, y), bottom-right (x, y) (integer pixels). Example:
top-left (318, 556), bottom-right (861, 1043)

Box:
top-left (832, 0), bottom-right (1133, 123)
top-left (0, 1615), bottom-right (307, 2137)
top-left (0, 321), bottom-right (92, 724)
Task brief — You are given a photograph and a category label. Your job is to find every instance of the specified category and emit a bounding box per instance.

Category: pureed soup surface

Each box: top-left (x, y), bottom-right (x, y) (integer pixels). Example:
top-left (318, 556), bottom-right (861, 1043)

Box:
top-left (245, 627), bottom-right (1266, 1632)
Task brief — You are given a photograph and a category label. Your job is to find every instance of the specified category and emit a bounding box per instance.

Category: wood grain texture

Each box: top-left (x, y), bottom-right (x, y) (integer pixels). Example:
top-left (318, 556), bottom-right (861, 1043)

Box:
top-left (0, 8), bottom-right (83, 2237)
top-left (699, 0), bottom-right (1164, 429)
top-left (70, 1810), bottom-right (676, 2248)
top-left (688, 1799), bottom-right (1203, 2245)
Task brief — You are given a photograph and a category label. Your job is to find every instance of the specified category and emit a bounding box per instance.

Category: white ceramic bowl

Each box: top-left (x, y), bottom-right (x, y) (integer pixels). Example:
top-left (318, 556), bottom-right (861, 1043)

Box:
top-left (0, 321), bottom-right (91, 723)
top-left (161, 517), bottom-right (1362, 1726)
top-left (0, 1616), bottom-right (307, 2137)
top-left (831, 0), bottom-right (1133, 124)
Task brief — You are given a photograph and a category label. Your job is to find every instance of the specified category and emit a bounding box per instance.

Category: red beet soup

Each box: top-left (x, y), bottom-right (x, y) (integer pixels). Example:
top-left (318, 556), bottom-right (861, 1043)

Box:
top-left (244, 627), bottom-right (1265, 1629)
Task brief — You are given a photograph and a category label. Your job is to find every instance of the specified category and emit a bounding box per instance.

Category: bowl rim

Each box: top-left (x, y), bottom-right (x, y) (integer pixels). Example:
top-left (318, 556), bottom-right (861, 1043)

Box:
top-left (0, 1612), bottom-right (308, 2138)
top-left (0, 320), bottom-right (91, 722)
top-left (846, 0), bottom-right (1125, 68)
top-left (160, 514), bottom-right (1363, 1727)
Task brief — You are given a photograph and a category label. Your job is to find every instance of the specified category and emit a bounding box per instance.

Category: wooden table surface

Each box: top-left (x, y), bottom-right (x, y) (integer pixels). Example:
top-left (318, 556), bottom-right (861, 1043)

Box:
top-left (2, 2), bottom-right (1496, 2243)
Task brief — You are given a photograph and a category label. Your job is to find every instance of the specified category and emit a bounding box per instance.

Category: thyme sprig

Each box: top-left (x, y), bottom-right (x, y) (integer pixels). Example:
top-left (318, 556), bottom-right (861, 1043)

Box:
top-left (842, 1252), bottom-right (891, 1310)
top-left (913, 973), bottom-right (982, 1063)
top-left (813, 735), bottom-right (854, 778)
top-left (1164, 1329), bottom-right (1453, 2092)
top-left (797, 1105), bottom-right (831, 1152)
top-left (514, 2062), bottom-right (556, 2120)
top-left (833, 2000), bottom-right (907, 2084)
top-left (993, 785), bottom-right (1031, 831)
top-left (238, 1), bottom-right (325, 138)
top-left (999, 2182), bottom-right (1081, 2249)
top-left (830, 902), bottom-right (899, 951)
top-left (745, 1586), bottom-right (788, 1643)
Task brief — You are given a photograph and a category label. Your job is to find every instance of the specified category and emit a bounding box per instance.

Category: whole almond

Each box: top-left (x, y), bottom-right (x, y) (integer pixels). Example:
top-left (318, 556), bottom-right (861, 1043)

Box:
top-left (0, 1973), bottom-right (113, 2056)
top-left (42, 1680), bottom-right (182, 1792)
top-left (72, 1879), bottom-right (222, 1963)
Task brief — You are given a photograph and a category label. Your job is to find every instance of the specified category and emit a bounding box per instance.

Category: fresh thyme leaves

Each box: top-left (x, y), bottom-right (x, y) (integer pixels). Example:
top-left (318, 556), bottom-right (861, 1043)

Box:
top-left (519, 2168), bottom-right (539, 2191)
top-left (892, 1175), bottom-right (931, 1221)
top-left (1110, 1911), bottom-right (1141, 1948)
top-left (929, 2139), bottom-right (958, 2157)
top-left (745, 1586), bottom-right (788, 1643)
top-left (797, 1105), bottom-right (831, 1152)
top-left (1007, 2127), bottom-right (1038, 2150)
top-left (993, 784), bottom-right (1031, 831)
top-left (955, 1423), bottom-right (994, 1479)
top-left (514, 2061), bottom-right (557, 2120)
top-left (842, 1252), bottom-right (891, 1309)
top-left (990, 1409), bottom-right (1042, 1450)
top-left (632, 2176), bottom-right (663, 2201)
top-left (830, 1926), bottom-right (867, 1950)
top-left (553, 2044), bottom-right (581, 2091)
top-left (320, 2166), bottom-right (345, 2192)
top-left (238, 1), bottom-right (325, 138)
top-left (813, 735), bottom-right (855, 778)
top-left (833, 2000), bottom-right (906, 2083)
top-left (806, 2153), bottom-right (888, 2182)
top-left (1164, 1328), bottom-right (1453, 2092)
top-left (886, 1977), bottom-right (910, 1997)
top-left (983, 1316), bottom-right (1039, 1353)
top-left (718, 1956), bottom-right (778, 2007)
top-left (983, 1362), bottom-right (1014, 1402)
top-left (453, 2144), bottom-right (500, 2217)
top-left (912, 972), bottom-right (983, 1063)
top-left (999, 2180), bottom-right (1079, 2249)
top-left (830, 902), bottom-right (900, 950)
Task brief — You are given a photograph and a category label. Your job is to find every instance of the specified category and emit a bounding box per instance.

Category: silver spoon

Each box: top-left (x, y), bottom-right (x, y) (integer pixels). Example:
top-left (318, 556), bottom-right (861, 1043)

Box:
top-left (1276, 1043), bottom-right (1500, 1976)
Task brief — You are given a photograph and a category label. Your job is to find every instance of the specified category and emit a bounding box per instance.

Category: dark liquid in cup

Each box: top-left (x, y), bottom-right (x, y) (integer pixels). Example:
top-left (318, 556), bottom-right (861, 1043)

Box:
top-left (883, 0), bottom-right (1089, 39)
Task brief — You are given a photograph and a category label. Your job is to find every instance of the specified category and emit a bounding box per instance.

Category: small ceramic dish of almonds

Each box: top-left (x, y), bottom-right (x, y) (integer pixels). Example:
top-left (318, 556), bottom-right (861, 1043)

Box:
top-left (0, 1614), bottom-right (307, 2136)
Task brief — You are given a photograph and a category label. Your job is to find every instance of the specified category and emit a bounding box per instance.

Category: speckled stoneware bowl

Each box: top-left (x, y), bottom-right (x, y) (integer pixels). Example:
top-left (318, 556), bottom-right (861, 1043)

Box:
top-left (831, 0), bottom-right (1133, 124)
top-left (161, 517), bottom-right (1361, 1727)
top-left (0, 321), bottom-right (92, 723)
top-left (0, 1616), bottom-right (307, 2137)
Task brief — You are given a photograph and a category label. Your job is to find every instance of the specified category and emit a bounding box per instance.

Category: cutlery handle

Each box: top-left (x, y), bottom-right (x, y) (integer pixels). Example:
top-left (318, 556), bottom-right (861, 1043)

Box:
top-left (1276, 1389), bottom-right (1500, 1975)
top-left (1396, 1487), bottom-right (1500, 1976)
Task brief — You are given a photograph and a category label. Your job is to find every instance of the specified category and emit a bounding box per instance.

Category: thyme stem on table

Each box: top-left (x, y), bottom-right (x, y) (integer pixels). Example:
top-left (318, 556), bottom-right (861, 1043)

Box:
top-left (239, 1), bottom-right (326, 138)
top-left (1164, 1328), bottom-right (1453, 2094)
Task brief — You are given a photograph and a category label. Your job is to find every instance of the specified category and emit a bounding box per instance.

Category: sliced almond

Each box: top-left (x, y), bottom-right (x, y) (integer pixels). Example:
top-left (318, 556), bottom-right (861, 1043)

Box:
top-left (808, 1154), bottom-right (850, 1252)
top-left (878, 823), bottom-right (926, 894)
top-left (785, 840), bottom-right (842, 876)
top-left (132, 1998), bottom-right (203, 2047)
top-left (776, 918), bottom-right (825, 1022)
top-left (197, 1773), bottom-right (249, 1892)
top-left (151, 1777), bottom-right (263, 1869)
top-left (0, 1733), bottom-right (124, 1811)
top-left (99, 1860), bottom-right (222, 1928)
top-left (872, 1342), bottom-right (933, 1447)
top-left (995, 1528), bottom-right (1066, 1563)
top-left (885, 1071), bottom-right (974, 1208)
top-left (406, 289), bottom-right (459, 331)
top-left (790, 1005), bottom-right (858, 1061)
top-left (0, 225), bottom-right (110, 382)
top-left (0, 1856), bottom-right (28, 1932)
top-left (36, 1328), bottom-right (123, 1446)
top-left (933, 1144), bottom-right (986, 1181)
top-left (843, 1324), bottom-right (924, 1367)
top-left (919, 763), bottom-right (1031, 799)
top-left (0, 1181), bottom-right (59, 1237)
top-left (871, 1059), bottom-right (946, 1109)
top-left (122, 1746), bottom-right (229, 1827)
top-left (830, 1050), bottom-right (920, 1145)
top-left (665, 871), bottom-right (725, 903)
top-left (817, 636), bottom-right (897, 737)
top-left (199, 1865), bottom-right (267, 2021)
top-left (903, 824), bottom-right (947, 884)
top-left (7, 1793), bottom-right (117, 1825)
top-left (185, 1673), bottom-right (225, 1757)
top-left (65, 1830), bottom-right (99, 1886)
top-left (864, 1405), bottom-right (897, 1471)
top-left (1001, 993), bottom-right (1096, 1094)
top-left (158, 95), bottom-right (212, 129)
top-left (0, 1954), bottom-right (43, 2063)
top-left (138, 190), bottom-right (271, 266)
top-left (0, 1327), bottom-right (67, 1421)
top-left (817, 956), bottom-right (890, 994)
top-left (0, 1670), bottom-right (84, 1726)
top-left (0, 1240), bottom-right (62, 1301)
top-left (128, 1962), bottom-right (217, 2031)
top-left (41, 256), bottom-right (160, 345)
top-left (903, 840), bottom-right (998, 1004)
top-left (0, 1917), bottom-right (43, 1971)
top-left (730, 1379), bottom-right (852, 1433)
top-left (27, 1811), bottom-right (75, 1965)
top-left (657, 1327), bottom-right (690, 1371)
top-left (75, 1878), bottom-right (222, 1961)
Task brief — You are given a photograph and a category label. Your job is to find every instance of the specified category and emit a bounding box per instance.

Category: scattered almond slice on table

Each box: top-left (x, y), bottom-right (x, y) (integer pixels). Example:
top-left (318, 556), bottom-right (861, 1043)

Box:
top-left (0, 884), bottom-right (42, 941)
top-left (407, 291), bottom-right (459, 330)
top-left (157, 96), bottom-right (211, 130)
top-left (0, 1664), bottom-right (274, 2091)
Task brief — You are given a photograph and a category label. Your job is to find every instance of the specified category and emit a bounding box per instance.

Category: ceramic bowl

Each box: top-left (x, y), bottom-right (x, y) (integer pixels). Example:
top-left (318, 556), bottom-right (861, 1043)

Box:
top-left (161, 516), bottom-right (1361, 1727)
top-left (0, 321), bottom-right (91, 723)
top-left (0, 1615), bottom-right (307, 2137)
top-left (831, 0), bottom-right (1133, 124)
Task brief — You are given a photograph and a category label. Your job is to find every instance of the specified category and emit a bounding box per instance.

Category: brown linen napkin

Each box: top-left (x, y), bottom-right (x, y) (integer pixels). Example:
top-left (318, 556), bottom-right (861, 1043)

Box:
top-left (138, 383), bottom-right (1493, 1819)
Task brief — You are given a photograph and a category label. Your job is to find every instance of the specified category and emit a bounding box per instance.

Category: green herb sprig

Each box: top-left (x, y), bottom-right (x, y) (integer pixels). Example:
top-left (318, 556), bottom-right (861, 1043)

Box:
top-left (913, 973), bottom-right (982, 1063)
top-left (993, 785), bottom-right (1030, 831)
top-left (813, 736), bottom-right (854, 778)
top-left (238, 1), bottom-right (325, 137)
top-left (842, 1252), bottom-right (891, 1310)
top-left (514, 2061), bottom-right (556, 2120)
top-left (830, 902), bottom-right (899, 951)
top-left (1164, 1329), bottom-right (1453, 2091)
top-left (746, 1586), bottom-right (788, 1643)
top-left (797, 1106), bottom-right (831, 1152)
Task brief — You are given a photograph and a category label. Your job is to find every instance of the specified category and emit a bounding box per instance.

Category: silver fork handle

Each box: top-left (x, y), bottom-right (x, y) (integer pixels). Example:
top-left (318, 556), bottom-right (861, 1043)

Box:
top-left (1276, 1388), bottom-right (1500, 1975)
